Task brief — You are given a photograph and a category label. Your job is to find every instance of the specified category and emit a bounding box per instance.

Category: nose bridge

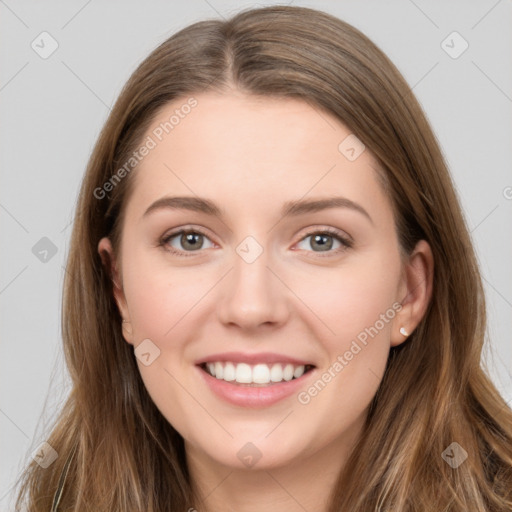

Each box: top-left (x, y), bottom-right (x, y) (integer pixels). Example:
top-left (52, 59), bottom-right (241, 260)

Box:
top-left (217, 233), bottom-right (289, 328)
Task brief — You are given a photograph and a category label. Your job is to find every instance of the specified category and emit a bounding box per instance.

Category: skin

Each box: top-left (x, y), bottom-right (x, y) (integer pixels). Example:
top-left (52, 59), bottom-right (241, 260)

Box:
top-left (98, 90), bottom-right (433, 512)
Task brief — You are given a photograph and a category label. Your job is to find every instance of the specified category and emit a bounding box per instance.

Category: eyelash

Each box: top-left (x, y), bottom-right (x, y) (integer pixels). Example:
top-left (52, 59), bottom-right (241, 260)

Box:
top-left (159, 226), bottom-right (353, 258)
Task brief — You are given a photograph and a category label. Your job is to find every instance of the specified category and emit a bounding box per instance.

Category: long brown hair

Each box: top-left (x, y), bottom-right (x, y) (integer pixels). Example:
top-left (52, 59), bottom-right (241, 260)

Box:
top-left (14, 5), bottom-right (512, 511)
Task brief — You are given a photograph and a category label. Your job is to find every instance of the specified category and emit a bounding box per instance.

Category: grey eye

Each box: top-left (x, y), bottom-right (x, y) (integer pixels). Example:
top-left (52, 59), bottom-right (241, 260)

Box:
top-left (167, 231), bottom-right (214, 251)
top-left (296, 233), bottom-right (342, 252)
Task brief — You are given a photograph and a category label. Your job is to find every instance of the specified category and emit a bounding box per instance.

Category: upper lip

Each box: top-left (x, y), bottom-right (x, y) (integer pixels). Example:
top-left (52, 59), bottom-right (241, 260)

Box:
top-left (195, 351), bottom-right (315, 367)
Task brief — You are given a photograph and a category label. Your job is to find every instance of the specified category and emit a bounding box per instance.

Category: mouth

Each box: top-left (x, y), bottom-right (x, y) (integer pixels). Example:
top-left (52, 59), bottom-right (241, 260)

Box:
top-left (197, 361), bottom-right (316, 387)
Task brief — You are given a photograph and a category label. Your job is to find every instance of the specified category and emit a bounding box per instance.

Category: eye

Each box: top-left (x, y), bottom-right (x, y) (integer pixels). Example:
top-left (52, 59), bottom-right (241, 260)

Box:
top-left (161, 229), bottom-right (214, 256)
top-left (160, 226), bottom-right (352, 257)
top-left (295, 228), bottom-right (352, 254)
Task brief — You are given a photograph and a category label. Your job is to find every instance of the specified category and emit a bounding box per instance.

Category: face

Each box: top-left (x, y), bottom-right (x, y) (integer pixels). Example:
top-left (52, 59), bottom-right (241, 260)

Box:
top-left (98, 91), bottom-right (432, 473)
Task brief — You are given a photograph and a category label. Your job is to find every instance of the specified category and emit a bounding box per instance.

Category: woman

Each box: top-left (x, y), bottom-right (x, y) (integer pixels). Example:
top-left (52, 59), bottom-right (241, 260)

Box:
top-left (14, 5), bottom-right (512, 511)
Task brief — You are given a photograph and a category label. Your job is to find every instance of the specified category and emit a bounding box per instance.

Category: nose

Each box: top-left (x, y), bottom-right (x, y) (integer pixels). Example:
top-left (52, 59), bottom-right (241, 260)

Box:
top-left (216, 245), bottom-right (291, 331)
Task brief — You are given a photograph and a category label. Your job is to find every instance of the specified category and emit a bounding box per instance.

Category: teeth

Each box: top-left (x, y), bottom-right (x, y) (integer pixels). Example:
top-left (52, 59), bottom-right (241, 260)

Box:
top-left (203, 361), bottom-right (309, 385)
top-left (293, 365), bottom-right (305, 378)
top-left (283, 364), bottom-right (294, 381)
top-left (270, 363), bottom-right (283, 382)
top-left (236, 363), bottom-right (252, 383)
top-left (252, 364), bottom-right (270, 384)
top-left (223, 362), bottom-right (235, 381)
top-left (214, 362), bottom-right (223, 379)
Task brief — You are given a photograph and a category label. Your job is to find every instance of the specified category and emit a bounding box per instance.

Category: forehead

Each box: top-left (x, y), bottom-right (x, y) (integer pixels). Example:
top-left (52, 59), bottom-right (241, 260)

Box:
top-left (125, 91), bottom-right (390, 222)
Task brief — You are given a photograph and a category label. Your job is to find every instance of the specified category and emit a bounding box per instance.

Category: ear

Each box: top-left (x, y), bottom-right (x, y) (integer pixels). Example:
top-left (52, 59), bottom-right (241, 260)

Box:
top-left (97, 237), bottom-right (134, 345)
top-left (391, 239), bottom-right (434, 347)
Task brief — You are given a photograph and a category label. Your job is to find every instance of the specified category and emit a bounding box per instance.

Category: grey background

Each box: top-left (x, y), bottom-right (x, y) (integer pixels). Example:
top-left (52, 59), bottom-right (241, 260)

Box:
top-left (1, 0), bottom-right (511, 508)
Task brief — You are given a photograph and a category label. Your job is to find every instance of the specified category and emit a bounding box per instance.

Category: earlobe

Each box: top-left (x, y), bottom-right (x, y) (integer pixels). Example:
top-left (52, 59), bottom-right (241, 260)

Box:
top-left (97, 237), bottom-right (134, 344)
top-left (392, 239), bottom-right (434, 347)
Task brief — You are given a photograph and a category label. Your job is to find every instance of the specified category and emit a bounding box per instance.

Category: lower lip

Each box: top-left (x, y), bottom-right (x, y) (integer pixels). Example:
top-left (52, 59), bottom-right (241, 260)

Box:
top-left (196, 365), bottom-right (316, 408)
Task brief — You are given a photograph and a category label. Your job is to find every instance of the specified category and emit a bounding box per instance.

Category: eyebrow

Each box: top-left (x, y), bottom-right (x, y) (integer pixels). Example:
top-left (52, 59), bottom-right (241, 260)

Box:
top-left (143, 195), bottom-right (373, 225)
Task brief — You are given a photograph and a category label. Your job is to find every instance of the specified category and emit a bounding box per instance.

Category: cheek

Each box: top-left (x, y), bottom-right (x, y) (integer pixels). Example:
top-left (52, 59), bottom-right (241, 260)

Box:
top-left (120, 254), bottom-right (206, 429)
top-left (293, 256), bottom-right (400, 437)
top-left (287, 251), bottom-right (401, 349)
top-left (121, 250), bottom-right (208, 342)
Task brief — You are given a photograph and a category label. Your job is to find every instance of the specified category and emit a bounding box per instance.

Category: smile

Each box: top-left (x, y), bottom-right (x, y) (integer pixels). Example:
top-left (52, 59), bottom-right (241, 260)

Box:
top-left (196, 362), bottom-right (317, 408)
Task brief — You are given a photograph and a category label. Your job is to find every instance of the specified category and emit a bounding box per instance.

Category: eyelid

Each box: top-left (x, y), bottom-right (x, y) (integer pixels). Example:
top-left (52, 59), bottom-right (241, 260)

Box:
top-left (298, 226), bottom-right (353, 245)
top-left (161, 225), bottom-right (214, 241)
